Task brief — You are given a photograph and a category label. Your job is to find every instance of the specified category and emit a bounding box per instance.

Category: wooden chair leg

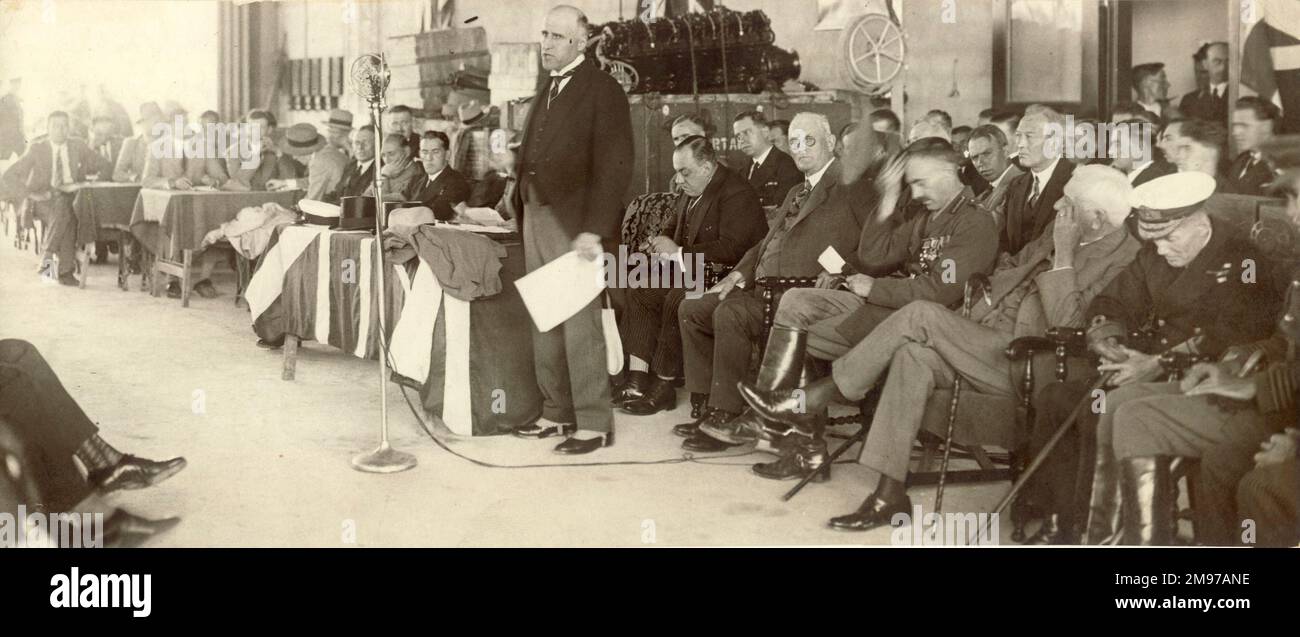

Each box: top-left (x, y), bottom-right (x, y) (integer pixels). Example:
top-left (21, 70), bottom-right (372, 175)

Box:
top-left (180, 249), bottom-right (192, 308)
top-left (76, 245), bottom-right (89, 289)
top-left (282, 335), bottom-right (299, 381)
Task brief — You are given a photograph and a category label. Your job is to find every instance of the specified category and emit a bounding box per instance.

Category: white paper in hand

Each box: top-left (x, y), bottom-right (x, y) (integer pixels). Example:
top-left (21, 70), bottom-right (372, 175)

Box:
top-left (818, 246), bottom-right (847, 274)
top-left (515, 250), bottom-right (605, 332)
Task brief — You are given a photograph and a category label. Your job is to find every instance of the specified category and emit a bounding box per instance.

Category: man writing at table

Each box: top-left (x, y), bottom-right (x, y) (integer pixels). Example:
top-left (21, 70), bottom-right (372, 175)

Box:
top-left (1, 110), bottom-right (111, 285)
top-left (266, 123), bottom-right (348, 203)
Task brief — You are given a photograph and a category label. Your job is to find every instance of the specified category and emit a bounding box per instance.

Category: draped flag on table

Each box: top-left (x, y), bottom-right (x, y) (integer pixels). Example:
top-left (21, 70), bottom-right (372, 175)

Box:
top-left (1241, 0), bottom-right (1300, 132)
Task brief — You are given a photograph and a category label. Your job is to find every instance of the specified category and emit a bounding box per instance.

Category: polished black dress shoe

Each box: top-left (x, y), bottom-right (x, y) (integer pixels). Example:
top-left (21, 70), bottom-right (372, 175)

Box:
top-left (672, 403), bottom-right (721, 437)
top-left (554, 432), bottom-right (613, 454)
top-left (611, 370), bottom-right (652, 406)
top-left (739, 383), bottom-right (816, 433)
top-left (90, 455), bottom-right (188, 493)
top-left (681, 433), bottom-right (737, 452)
top-left (621, 378), bottom-right (678, 415)
top-left (689, 393), bottom-right (709, 420)
top-left (699, 408), bottom-right (766, 445)
top-left (827, 495), bottom-right (912, 532)
top-left (513, 419), bottom-right (576, 439)
top-left (751, 450), bottom-right (830, 482)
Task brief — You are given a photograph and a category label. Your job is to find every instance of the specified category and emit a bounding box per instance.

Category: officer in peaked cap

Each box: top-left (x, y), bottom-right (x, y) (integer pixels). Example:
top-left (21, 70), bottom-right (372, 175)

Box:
top-left (1025, 171), bottom-right (1286, 544)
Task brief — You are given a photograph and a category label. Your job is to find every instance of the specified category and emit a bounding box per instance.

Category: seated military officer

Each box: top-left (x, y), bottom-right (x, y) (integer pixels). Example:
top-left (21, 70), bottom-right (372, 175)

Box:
top-left (735, 166), bottom-right (1141, 518)
top-left (700, 138), bottom-right (1000, 458)
top-left (1101, 136), bottom-right (1300, 547)
top-left (1023, 172), bottom-right (1284, 545)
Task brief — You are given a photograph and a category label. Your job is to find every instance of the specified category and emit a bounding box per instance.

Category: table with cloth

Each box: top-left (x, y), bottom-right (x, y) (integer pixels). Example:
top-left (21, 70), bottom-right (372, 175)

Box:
top-left (245, 223), bottom-right (541, 436)
top-left (129, 188), bottom-right (302, 305)
top-left (70, 182), bottom-right (141, 289)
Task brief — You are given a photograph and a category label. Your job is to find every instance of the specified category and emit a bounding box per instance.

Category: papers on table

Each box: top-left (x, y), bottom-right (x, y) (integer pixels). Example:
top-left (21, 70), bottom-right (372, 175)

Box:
top-left (191, 185), bottom-right (220, 192)
top-left (515, 250), bottom-right (605, 332)
top-left (462, 206), bottom-right (508, 226)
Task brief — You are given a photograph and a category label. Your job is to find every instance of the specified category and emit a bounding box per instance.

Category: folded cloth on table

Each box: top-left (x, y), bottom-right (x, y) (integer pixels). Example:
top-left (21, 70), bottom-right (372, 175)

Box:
top-left (220, 202), bottom-right (298, 259)
top-left (389, 205), bottom-right (436, 230)
top-left (384, 224), bottom-right (506, 301)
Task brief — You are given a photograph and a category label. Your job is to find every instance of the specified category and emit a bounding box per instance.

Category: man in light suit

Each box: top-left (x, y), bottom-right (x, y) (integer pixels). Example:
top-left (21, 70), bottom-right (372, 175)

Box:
top-left (1000, 104), bottom-right (1075, 257)
top-left (113, 102), bottom-right (164, 183)
top-left (508, 5), bottom-right (634, 454)
top-left (1, 111), bottom-right (112, 285)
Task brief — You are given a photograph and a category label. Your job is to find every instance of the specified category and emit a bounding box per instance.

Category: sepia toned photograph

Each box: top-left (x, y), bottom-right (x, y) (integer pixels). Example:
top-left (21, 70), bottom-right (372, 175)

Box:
top-left (0, 0), bottom-right (1296, 582)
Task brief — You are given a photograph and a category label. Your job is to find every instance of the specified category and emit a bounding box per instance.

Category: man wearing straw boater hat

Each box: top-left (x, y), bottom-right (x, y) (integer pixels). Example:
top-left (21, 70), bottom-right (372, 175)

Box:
top-left (1023, 171), bottom-right (1283, 545)
top-left (268, 122), bottom-right (349, 204)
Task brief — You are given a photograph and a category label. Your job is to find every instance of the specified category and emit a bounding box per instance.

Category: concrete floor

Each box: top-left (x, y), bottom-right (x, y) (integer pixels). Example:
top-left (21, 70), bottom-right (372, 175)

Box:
top-left (1, 237), bottom-right (1014, 547)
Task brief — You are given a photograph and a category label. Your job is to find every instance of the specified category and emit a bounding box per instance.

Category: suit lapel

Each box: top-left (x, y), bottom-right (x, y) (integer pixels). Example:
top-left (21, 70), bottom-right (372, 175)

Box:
top-left (789, 160), bottom-right (837, 228)
top-left (686, 168), bottom-right (726, 244)
top-left (533, 59), bottom-right (594, 155)
top-left (1161, 224), bottom-right (1230, 310)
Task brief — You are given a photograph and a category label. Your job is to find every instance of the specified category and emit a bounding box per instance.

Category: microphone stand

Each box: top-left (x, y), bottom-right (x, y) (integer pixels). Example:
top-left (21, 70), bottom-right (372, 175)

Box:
top-left (352, 54), bottom-right (417, 474)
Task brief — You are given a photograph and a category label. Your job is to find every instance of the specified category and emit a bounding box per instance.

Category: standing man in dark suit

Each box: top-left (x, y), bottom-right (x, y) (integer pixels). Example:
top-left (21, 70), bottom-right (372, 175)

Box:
top-left (508, 5), bottom-right (634, 455)
top-left (1229, 96), bottom-right (1281, 196)
top-left (1, 111), bottom-right (112, 285)
top-left (406, 130), bottom-right (471, 221)
top-left (732, 110), bottom-right (800, 209)
top-left (617, 136), bottom-right (767, 417)
top-left (1000, 104), bottom-right (1074, 256)
top-left (1179, 42), bottom-right (1229, 126)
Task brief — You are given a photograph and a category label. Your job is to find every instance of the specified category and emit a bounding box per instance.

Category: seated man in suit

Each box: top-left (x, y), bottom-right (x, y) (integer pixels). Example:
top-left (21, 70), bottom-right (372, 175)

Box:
top-left (675, 112), bottom-right (878, 452)
top-left (403, 130), bottom-right (470, 220)
top-left (369, 133), bottom-right (424, 202)
top-left (386, 104), bottom-right (423, 162)
top-left (703, 139), bottom-right (1000, 457)
top-left (220, 109), bottom-right (305, 192)
top-left (732, 110), bottom-right (801, 210)
top-left (1, 110), bottom-right (112, 285)
top-left (1179, 42), bottom-right (1229, 126)
top-left (1001, 104), bottom-right (1074, 257)
top-left (337, 124), bottom-right (376, 201)
top-left (616, 136), bottom-right (767, 417)
top-left (113, 102), bottom-right (162, 183)
top-left (1132, 63), bottom-right (1174, 123)
top-left (966, 124), bottom-right (1024, 226)
top-left (768, 118), bottom-right (791, 155)
top-left (267, 123), bottom-right (348, 203)
top-left (737, 166), bottom-right (1140, 511)
top-left (1176, 118), bottom-right (1232, 189)
top-left (1110, 119), bottom-right (1176, 187)
top-left (1228, 96), bottom-right (1281, 196)
top-left (0, 339), bottom-right (185, 531)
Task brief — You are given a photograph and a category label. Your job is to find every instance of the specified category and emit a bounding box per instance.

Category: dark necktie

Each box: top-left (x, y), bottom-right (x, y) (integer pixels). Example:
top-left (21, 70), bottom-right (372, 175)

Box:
top-left (1027, 174), bottom-right (1041, 210)
top-left (748, 160), bottom-right (760, 180)
top-left (788, 181), bottom-right (812, 218)
top-left (51, 147), bottom-right (64, 188)
top-left (1240, 154), bottom-right (1256, 179)
top-left (548, 70), bottom-right (575, 107)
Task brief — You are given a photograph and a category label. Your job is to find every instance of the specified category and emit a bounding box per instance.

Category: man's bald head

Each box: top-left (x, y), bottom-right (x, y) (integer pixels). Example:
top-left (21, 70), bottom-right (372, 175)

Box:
top-left (542, 5), bottom-right (588, 71)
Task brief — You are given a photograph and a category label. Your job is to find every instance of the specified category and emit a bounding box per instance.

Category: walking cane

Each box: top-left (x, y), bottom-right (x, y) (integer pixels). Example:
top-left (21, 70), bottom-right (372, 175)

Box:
top-left (933, 275), bottom-right (991, 514)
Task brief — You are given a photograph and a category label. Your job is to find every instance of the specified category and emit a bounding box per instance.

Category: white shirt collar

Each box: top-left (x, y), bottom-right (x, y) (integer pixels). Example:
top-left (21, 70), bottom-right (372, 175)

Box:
top-left (551, 54), bottom-right (585, 77)
top-left (1138, 99), bottom-right (1163, 116)
top-left (1210, 82), bottom-right (1227, 96)
top-left (805, 158), bottom-right (834, 189)
top-left (1030, 157), bottom-right (1061, 186)
top-left (427, 167), bottom-right (445, 183)
top-left (752, 145), bottom-right (773, 167)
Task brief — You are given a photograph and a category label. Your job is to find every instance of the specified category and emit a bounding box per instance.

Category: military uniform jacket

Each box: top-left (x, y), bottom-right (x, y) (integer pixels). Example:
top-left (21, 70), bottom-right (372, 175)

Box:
top-left (744, 147), bottom-right (802, 208)
top-left (835, 186), bottom-right (1000, 344)
top-left (1085, 217), bottom-right (1283, 358)
top-left (1236, 263), bottom-right (1300, 419)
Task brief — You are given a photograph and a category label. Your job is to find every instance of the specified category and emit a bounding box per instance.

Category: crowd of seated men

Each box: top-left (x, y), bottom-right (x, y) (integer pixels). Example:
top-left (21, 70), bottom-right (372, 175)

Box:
top-left (0, 97), bottom-right (511, 297)
top-left (605, 91), bottom-right (1298, 545)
